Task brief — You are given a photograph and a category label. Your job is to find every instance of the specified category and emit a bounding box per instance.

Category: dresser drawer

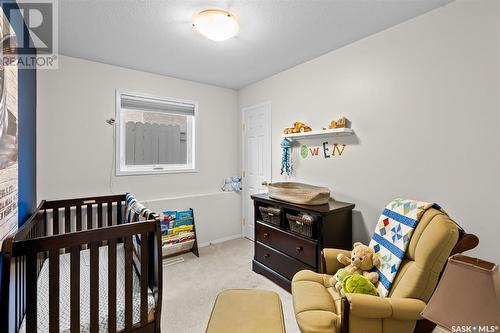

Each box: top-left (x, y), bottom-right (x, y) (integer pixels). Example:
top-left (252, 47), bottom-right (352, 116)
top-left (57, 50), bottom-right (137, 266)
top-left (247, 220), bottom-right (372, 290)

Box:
top-left (255, 242), bottom-right (312, 280)
top-left (256, 221), bottom-right (317, 267)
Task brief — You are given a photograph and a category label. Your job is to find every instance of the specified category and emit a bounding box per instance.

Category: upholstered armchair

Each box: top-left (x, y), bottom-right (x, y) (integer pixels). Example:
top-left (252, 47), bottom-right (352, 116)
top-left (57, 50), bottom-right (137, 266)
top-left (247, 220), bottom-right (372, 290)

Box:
top-left (291, 207), bottom-right (478, 333)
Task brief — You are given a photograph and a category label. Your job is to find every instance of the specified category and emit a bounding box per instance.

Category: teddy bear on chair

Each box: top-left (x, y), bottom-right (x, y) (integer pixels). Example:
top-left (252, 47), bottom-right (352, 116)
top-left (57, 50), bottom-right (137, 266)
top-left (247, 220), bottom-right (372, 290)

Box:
top-left (329, 242), bottom-right (380, 291)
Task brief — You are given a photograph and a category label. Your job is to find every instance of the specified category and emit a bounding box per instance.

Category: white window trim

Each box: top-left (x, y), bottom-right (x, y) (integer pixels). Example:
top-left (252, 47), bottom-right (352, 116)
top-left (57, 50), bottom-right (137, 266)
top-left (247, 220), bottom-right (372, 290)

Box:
top-left (115, 89), bottom-right (199, 176)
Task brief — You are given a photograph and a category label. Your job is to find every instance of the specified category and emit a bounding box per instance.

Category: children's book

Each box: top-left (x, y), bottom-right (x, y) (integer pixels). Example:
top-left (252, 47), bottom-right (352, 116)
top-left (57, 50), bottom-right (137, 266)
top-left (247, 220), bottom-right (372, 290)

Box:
top-left (160, 208), bottom-right (199, 258)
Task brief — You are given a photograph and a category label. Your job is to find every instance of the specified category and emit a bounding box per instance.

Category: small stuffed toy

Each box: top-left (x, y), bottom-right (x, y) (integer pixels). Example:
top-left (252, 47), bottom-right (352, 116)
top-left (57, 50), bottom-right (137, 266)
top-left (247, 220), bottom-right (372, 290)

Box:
top-left (221, 176), bottom-right (242, 192)
top-left (341, 274), bottom-right (379, 297)
top-left (230, 176), bottom-right (242, 192)
top-left (329, 242), bottom-right (380, 291)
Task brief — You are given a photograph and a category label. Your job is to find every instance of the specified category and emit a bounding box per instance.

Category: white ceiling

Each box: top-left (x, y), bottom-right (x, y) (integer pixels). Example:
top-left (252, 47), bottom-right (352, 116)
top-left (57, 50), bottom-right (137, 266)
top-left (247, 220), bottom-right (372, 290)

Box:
top-left (59, 0), bottom-right (452, 89)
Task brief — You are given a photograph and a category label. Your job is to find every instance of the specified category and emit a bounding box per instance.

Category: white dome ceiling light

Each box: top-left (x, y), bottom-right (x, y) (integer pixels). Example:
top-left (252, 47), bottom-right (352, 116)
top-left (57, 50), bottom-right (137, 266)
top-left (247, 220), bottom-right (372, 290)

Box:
top-left (192, 9), bottom-right (239, 42)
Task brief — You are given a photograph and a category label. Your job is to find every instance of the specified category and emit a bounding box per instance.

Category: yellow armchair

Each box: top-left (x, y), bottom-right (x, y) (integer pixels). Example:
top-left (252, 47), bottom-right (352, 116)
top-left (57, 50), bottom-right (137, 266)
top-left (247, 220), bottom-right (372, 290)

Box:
top-left (292, 208), bottom-right (479, 333)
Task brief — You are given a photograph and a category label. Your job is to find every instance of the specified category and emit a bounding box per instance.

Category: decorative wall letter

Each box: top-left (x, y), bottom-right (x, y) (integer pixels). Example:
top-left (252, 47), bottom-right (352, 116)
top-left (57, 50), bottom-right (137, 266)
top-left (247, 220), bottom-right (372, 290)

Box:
top-left (333, 144), bottom-right (346, 156)
top-left (299, 142), bottom-right (347, 160)
top-left (300, 145), bottom-right (308, 159)
top-left (322, 142), bottom-right (331, 158)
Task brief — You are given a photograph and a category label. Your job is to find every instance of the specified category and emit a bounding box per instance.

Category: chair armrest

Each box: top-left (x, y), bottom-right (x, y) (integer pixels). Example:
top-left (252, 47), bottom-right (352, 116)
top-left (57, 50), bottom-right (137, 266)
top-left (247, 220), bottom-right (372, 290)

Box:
top-left (345, 294), bottom-right (426, 320)
top-left (345, 294), bottom-right (392, 318)
top-left (322, 248), bottom-right (351, 275)
top-left (387, 298), bottom-right (427, 320)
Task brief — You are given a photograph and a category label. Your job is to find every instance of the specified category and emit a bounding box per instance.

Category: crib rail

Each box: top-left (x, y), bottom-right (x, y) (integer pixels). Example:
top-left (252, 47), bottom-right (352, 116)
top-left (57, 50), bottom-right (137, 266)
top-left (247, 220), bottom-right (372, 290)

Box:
top-left (0, 194), bottom-right (163, 333)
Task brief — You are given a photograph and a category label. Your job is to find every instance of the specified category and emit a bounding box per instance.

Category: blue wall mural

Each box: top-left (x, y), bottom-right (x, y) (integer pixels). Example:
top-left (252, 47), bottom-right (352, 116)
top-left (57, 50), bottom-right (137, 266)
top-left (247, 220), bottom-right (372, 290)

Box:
top-left (17, 50), bottom-right (37, 225)
top-left (0, 0), bottom-right (37, 307)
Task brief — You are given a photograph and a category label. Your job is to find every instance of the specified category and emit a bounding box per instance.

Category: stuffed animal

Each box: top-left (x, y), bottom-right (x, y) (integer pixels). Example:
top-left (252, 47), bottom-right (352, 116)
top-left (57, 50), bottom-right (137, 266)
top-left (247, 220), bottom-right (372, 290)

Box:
top-left (329, 117), bottom-right (348, 129)
top-left (329, 242), bottom-right (380, 291)
top-left (221, 176), bottom-right (242, 192)
top-left (341, 274), bottom-right (379, 296)
top-left (283, 122), bottom-right (312, 134)
top-left (230, 176), bottom-right (242, 192)
top-left (333, 268), bottom-right (351, 290)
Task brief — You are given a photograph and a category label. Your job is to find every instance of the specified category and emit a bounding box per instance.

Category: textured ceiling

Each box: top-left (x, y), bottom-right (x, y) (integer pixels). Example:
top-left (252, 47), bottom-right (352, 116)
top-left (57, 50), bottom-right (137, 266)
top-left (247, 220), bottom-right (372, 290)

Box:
top-left (59, 0), bottom-right (452, 89)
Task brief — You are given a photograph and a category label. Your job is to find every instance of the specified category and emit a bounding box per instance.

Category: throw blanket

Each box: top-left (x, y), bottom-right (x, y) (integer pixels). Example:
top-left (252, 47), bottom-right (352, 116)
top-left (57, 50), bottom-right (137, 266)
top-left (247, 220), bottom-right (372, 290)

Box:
top-left (369, 199), bottom-right (442, 297)
top-left (126, 193), bottom-right (152, 223)
top-left (125, 193), bottom-right (154, 275)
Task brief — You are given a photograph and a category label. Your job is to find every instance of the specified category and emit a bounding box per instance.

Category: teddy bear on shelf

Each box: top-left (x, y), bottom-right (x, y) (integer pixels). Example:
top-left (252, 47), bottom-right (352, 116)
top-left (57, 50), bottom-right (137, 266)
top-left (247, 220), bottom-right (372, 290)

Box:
top-left (329, 116), bottom-right (348, 129)
top-left (329, 242), bottom-right (380, 291)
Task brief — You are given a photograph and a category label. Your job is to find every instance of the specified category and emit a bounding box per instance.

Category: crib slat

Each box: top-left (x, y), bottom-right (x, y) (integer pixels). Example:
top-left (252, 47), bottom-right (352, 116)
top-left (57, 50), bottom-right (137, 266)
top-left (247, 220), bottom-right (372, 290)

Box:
top-left (26, 253), bottom-right (37, 333)
top-left (53, 208), bottom-right (59, 235)
top-left (43, 210), bottom-right (48, 237)
top-left (107, 202), bottom-right (113, 226)
top-left (117, 201), bottom-right (122, 224)
top-left (70, 246), bottom-right (80, 332)
top-left (14, 257), bottom-right (18, 331)
top-left (87, 204), bottom-right (93, 229)
top-left (140, 232), bottom-right (149, 324)
top-left (108, 238), bottom-right (117, 333)
top-left (97, 203), bottom-right (103, 228)
top-left (87, 204), bottom-right (93, 249)
top-left (89, 242), bottom-right (99, 332)
top-left (21, 257), bottom-right (25, 330)
top-left (49, 249), bottom-right (60, 333)
top-left (97, 203), bottom-right (104, 246)
top-left (76, 205), bottom-right (82, 231)
top-left (124, 235), bottom-right (133, 330)
top-left (65, 206), bottom-right (71, 252)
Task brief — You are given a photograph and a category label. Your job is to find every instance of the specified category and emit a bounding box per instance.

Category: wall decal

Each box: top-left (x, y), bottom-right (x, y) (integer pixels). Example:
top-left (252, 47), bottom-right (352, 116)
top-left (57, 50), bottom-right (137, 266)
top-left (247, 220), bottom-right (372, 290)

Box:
top-left (0, 8), bottom-right (18, 247)
top-left (300, 142), bottom-right (346, 159)
top-left (281, 138), bottom-right (292, 175)
top-left (322, 142), bottom-right (331, 158)
top-left (300, 145), bottom-right (309, 159)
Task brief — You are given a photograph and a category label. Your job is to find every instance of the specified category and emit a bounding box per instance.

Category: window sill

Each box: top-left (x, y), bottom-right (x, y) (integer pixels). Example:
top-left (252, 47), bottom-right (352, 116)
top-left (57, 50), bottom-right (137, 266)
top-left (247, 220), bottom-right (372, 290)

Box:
top-left (115, 167), bottom-right (198, 176)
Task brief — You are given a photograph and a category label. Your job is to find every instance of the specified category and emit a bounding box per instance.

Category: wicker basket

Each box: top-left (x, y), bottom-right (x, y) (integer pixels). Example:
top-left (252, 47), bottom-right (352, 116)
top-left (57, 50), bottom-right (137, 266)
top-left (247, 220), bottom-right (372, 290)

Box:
top-left (287, 213), bottom-right (315, 238)
top-left (259, 206), bottom-right (282, 226)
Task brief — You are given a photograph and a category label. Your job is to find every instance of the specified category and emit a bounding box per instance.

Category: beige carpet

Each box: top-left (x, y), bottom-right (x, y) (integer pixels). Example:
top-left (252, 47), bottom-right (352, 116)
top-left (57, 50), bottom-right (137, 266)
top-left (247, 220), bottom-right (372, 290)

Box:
top-left (162, 237), bottom-right (440, 333)
top-left (162, 237), bottom-right (300, 333)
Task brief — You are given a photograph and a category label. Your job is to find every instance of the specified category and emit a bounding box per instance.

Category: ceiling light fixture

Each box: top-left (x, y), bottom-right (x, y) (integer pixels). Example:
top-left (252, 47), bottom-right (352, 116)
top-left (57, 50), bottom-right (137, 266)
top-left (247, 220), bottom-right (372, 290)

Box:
top-left (192, 9), bottom-right (239, 42)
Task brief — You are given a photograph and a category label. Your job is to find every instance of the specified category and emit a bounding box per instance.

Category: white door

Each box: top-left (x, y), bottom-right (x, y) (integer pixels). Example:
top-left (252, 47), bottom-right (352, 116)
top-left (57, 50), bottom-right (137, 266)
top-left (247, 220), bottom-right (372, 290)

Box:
top-left (242, 102), bottom-right (272, 240)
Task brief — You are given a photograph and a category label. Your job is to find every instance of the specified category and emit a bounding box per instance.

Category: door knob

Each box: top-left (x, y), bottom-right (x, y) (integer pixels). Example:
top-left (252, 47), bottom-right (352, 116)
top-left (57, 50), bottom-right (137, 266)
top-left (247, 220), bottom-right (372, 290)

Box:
top-left (263, 233), bottom-right (270, 238)
top-left (264, 253), bottom-right (270, 258)
top-left (296, 246), bottom-right (303, 252)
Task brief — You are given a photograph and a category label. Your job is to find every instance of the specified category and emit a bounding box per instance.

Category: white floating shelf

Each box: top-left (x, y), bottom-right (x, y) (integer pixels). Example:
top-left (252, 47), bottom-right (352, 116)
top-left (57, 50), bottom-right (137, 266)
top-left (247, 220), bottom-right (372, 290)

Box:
top-left (282, 128), bottom-right (354, 140)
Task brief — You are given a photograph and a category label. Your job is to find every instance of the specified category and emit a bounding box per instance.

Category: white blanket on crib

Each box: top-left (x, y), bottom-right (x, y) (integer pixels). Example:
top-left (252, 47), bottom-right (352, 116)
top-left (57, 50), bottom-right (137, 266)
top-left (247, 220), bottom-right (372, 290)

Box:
top-left (19, 244), bottom-right (156, 333)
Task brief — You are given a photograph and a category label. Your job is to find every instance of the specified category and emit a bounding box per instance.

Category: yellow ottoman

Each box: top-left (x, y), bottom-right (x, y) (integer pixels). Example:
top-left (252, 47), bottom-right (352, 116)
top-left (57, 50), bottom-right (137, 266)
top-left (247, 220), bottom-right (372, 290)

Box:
top-left (206, 289), bottom-right (285, 333)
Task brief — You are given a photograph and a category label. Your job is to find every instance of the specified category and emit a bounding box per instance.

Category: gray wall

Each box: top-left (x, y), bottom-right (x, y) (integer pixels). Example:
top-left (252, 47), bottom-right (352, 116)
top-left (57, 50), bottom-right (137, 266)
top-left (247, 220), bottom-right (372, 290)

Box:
top-left (239, 0), bottom-right (500, 263)
top-left (37, 55), bottom-right (242, 245)
top-left (37, 55), bottom-right (239, 200)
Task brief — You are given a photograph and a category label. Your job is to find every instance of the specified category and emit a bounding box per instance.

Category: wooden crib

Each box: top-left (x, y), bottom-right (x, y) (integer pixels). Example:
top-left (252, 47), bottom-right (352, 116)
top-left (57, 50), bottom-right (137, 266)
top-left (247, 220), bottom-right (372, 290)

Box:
top-left (0, 194), bottom-right (163, 333)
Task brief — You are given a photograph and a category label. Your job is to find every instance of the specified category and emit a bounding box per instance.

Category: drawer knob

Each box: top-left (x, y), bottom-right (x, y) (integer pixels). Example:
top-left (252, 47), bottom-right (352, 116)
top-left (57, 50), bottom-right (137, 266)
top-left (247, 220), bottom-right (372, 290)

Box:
top-left (263, 233), bottom-right (270, 238)
top-left (264, 253), bottom-right (270, 258)
top-left (296, 246), bottom-right (303, 252)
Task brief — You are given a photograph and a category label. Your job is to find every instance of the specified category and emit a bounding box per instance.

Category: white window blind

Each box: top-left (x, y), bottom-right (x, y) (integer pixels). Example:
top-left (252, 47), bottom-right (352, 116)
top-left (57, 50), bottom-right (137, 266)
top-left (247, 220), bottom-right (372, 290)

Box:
top-left (120, 93), bottom-right (195, 116)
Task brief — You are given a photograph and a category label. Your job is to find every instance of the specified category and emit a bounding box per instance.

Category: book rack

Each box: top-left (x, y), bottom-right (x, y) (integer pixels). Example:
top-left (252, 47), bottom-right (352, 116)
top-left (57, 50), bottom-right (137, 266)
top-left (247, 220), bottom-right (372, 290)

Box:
top-left (161, 208), bottom-right (199, 258)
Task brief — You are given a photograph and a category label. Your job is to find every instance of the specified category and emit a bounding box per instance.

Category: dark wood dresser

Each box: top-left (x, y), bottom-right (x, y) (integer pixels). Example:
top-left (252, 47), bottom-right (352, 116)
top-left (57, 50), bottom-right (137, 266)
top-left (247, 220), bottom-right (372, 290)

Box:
top-left (251, 193), bottom-right (355, 291)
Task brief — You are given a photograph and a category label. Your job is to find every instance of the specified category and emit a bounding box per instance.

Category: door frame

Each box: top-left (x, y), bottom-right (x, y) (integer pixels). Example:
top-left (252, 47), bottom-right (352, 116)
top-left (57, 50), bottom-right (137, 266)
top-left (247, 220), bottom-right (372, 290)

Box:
top-left (241, 101), bottom-right (272, 240)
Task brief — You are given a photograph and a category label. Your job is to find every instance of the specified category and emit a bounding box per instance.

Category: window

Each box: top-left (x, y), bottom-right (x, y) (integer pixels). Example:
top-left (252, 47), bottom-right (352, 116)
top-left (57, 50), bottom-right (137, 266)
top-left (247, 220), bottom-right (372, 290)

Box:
top-left (116, 91), bottom-right (197, 175)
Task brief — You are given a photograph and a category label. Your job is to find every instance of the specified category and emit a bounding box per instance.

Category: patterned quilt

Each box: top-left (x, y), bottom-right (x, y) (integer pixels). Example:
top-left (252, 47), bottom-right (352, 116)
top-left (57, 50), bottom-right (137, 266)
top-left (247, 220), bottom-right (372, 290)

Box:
top-left (18, 244), bottom-right (156, 333)
top-left (369, 198), bottom-right (442, 297)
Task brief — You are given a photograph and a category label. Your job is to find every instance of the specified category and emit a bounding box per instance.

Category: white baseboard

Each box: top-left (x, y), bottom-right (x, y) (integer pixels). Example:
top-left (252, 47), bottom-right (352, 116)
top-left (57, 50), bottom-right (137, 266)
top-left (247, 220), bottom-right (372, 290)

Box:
top-left (198, 234), bottom-right (243, 248)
